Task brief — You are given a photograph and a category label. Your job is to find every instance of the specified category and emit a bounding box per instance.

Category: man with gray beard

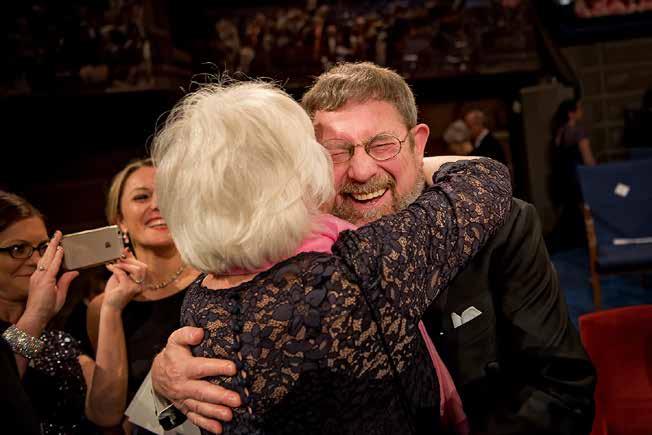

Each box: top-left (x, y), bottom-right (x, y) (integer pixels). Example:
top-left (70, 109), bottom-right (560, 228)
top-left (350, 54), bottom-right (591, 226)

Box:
top-left (149, 62), bottom-right (595, 435)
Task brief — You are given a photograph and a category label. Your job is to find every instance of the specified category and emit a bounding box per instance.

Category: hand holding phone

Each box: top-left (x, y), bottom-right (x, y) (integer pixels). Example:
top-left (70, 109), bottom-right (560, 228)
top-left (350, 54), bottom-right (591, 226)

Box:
top-left (60, 225), bottom-right (125, 271)
top-left (24, 231), bottom-right (79, 325)
top-left (104, 249), bottom-right (147, 310)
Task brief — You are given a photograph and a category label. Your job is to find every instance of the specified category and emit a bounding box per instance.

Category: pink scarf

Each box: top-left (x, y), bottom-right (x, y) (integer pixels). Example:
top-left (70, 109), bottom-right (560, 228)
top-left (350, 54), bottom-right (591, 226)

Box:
top-left (231, 213), bottom-right (468, 432)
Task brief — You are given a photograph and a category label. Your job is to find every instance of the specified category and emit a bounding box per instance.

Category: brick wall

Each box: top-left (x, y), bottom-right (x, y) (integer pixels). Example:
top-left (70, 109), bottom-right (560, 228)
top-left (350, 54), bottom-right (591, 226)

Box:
top-left (562, 38), bottom-right (652, 158)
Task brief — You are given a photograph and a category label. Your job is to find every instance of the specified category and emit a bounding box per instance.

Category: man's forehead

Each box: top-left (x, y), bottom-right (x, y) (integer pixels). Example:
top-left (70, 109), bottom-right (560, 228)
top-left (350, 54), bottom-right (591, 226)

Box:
top-left (312, 102), bottom-right (405, 140)
top-left (314, 122), bottom-right (400, 141)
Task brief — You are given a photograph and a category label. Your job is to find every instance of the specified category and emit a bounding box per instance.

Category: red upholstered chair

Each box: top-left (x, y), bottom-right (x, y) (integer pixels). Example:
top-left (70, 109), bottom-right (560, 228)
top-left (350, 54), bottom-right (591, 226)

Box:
top-left (579, 305), bottom-right (652, 435)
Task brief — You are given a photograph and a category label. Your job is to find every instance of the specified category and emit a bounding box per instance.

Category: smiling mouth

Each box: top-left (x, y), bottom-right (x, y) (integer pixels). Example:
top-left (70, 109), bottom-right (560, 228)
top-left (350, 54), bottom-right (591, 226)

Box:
top-left (348, 188), bottom-right (388, 203)
top-left (147, 218), bottom-right (168, 228)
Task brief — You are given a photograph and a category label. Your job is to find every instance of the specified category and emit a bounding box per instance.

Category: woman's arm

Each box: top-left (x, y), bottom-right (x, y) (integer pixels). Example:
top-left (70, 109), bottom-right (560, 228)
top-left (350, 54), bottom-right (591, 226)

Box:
top-left (85, 299), bottom-right (130, 426)
top-left (85, 254), bottom-right (145, 427)
top-left (12, 231), bottom-right (78, 377)
top-left (578, 138), bottom-right (596, 166)
top-left (335, 158), bottom-right (512, 321)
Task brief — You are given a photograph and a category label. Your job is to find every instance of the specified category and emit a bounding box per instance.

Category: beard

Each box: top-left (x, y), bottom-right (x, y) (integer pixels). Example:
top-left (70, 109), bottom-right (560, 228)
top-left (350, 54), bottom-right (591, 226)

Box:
top-left (332, 160), bottom-right (425, 225)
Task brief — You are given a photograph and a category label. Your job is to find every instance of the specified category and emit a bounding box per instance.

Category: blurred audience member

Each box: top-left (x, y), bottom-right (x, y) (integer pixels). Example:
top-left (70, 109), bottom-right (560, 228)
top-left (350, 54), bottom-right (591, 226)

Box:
top-left (86, 159), bottom-right (200, 432)
top-left (638, 85), bottom-right (652, 147)
top-left (4, 0), bottom-right (537, 93)
top-left (551, 98), bottom-right (595, 171)
top-left (550, 98), bottom-right (595, 249)
top-left (464, 109), bottom-right (507, 164)
top-left (443, 119), bottom-right (474, 156)
top-left (576, 0), bottom-right (652, 18)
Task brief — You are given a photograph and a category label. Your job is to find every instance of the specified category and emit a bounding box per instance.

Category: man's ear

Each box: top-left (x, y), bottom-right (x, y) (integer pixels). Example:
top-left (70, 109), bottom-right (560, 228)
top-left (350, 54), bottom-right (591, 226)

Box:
top-left (412, 123), bottom-right (429, 160)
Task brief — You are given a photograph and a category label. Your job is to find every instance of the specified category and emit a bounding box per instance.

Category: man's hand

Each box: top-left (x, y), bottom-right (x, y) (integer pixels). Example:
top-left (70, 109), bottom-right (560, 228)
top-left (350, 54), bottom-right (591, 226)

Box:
top-left (152, 327), bottom-right (241, 434)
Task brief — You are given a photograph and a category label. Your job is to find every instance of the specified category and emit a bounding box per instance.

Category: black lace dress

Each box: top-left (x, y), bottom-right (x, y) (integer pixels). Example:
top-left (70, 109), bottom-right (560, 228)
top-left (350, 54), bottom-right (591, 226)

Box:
top-left (181, 159), bottom-right (512, 435)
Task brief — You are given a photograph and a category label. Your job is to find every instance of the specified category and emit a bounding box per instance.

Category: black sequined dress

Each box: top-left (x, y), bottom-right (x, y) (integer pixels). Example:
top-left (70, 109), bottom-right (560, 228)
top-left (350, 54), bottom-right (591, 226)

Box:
top-left (0, 321), bottom-right (95, 435)
top-left (181, 159), bottom-right (512, 434)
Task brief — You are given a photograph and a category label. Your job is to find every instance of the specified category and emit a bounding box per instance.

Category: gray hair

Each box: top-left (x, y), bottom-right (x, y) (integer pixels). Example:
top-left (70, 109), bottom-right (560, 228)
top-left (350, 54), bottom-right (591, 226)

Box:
top-left (301, 62), bottom-right (418, 132)
top-left (443, 120), bottom-right (471, 145)
top-left (151, 81), bottom-right (334, 274)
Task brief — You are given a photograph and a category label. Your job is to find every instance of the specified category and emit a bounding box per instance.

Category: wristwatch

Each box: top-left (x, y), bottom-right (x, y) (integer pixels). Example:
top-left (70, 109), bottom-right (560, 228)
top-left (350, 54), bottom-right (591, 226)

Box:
top-left (152, 386), bottom-right (187, 430)
top-left (158, 403), bottom-right (187, 431)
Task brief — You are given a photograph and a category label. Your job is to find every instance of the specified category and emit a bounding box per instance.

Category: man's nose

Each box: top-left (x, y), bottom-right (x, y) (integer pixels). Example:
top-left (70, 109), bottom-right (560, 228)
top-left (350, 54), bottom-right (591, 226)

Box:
top-left (346, 146), bottom-right (378, 183)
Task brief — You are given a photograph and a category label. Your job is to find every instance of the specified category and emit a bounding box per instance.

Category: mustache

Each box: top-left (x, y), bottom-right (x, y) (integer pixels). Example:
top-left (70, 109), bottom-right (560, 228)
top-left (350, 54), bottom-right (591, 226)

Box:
top-left (339, 174), bottom-right (396, 195)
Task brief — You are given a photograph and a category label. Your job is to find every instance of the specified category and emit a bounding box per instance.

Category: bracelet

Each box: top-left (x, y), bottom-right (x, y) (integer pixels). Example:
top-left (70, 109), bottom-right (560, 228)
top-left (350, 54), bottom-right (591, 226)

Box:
top-left (1, 324), bottom-right (44, 359)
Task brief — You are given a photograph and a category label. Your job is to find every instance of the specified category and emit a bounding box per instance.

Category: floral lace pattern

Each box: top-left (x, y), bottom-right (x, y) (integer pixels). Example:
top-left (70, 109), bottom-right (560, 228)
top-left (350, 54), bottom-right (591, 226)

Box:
top-left (182, 158), bottom-right (511, 434)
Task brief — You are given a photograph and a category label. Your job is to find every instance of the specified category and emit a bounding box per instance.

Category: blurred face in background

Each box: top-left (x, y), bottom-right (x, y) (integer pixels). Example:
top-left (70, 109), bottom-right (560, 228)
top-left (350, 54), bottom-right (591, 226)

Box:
top-left (0, 217), bottom-right (48, 301)
top-left (571, 102), bottom-right (584, 122)
top-left (118, 166), bottom-right (174, 251)
top-left (313, 99), bottom-right (428, 225)
top-left (464, 113), bottom-right (484, 141)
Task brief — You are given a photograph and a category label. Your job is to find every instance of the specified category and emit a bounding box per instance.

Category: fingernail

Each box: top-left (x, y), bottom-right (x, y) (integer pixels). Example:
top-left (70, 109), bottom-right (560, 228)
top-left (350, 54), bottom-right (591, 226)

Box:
top-left (56, 246), bottom-right (63, 251)
top-left (120, 254), bottom-right (127, 259)
top-left (229, 393), bottom-right (241, 407)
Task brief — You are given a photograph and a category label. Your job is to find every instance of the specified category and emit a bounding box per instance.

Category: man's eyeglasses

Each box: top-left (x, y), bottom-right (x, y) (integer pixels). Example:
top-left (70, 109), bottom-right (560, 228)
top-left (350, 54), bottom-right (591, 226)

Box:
top-left (0, 242), bottom-right (49, 260)
top-left (321, 132), bottom-right (410, 164)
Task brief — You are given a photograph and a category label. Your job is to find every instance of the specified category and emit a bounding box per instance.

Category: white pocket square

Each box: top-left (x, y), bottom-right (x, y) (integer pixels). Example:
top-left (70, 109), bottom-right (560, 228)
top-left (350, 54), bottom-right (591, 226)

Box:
top-left (451, 306), bottom-right (483, 329)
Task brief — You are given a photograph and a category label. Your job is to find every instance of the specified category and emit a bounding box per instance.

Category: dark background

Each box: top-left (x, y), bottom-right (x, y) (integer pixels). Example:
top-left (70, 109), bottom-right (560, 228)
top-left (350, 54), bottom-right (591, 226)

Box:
top-left (2, 0), bottom-right (651, 235)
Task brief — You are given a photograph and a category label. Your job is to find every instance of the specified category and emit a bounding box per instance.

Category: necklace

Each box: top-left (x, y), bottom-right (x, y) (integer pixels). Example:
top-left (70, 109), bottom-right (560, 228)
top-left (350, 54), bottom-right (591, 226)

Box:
top-left (143, 265), bottom-right (186, 291)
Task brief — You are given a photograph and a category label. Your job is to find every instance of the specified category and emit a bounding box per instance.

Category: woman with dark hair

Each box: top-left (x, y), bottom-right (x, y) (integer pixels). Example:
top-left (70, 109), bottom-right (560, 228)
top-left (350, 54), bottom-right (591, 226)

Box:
top-left (550, 98), bottom-right (596, 248)
top-left (551, 98), bottom-right (596, 168)
top-left (0, 190), bottom-right (146, 434)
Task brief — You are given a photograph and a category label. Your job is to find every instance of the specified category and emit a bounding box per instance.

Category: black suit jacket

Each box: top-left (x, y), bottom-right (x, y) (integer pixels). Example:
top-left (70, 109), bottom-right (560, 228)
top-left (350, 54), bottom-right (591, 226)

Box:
top-left (471, 132), bottom-right (507, 165)
top-left (423, 198), bottom-right (596, 435)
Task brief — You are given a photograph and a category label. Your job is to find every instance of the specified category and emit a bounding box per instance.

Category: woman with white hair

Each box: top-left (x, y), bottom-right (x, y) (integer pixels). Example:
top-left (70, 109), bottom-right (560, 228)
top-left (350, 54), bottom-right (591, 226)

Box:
top-left (443, 119), bottom-right (473, 156)
top-left (152, 81), bottom-right (511, 434)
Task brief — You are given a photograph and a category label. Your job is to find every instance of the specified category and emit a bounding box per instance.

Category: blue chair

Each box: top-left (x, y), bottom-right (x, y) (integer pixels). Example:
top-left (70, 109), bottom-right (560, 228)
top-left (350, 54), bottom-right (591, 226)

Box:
top-left (577, 159), bottom-right (652, 309)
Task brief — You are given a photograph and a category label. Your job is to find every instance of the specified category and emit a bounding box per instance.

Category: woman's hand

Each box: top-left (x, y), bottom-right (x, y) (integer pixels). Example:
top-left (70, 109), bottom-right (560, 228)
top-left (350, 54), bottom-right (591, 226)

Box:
top-left (103, 249), bottom-right (147, 311)
top-left (23, 230), bottom-right (79, 327)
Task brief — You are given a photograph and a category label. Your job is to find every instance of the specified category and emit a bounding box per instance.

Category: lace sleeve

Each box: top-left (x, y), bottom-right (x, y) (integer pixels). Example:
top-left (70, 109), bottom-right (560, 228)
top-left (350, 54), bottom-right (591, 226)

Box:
top-left (333, 158), bottom-right (511, 321)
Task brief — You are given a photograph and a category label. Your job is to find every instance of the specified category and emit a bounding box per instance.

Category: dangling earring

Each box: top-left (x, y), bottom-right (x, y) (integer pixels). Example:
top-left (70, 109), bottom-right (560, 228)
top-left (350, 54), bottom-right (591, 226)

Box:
top-left (122, 231), bottom-right (131, 247)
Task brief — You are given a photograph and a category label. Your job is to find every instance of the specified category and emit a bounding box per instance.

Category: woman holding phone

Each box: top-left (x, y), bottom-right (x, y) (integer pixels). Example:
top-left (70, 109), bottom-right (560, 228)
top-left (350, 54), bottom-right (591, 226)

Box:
top-left (0, 190), bottom-right (146, 434)
top-left (86, 159), bottom-right (200, 432)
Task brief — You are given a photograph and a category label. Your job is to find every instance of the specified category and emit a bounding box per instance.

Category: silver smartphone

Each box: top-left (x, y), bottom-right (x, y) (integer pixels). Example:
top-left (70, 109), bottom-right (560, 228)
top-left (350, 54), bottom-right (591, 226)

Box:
top-left (61, 225), bottom-right (125, 270)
